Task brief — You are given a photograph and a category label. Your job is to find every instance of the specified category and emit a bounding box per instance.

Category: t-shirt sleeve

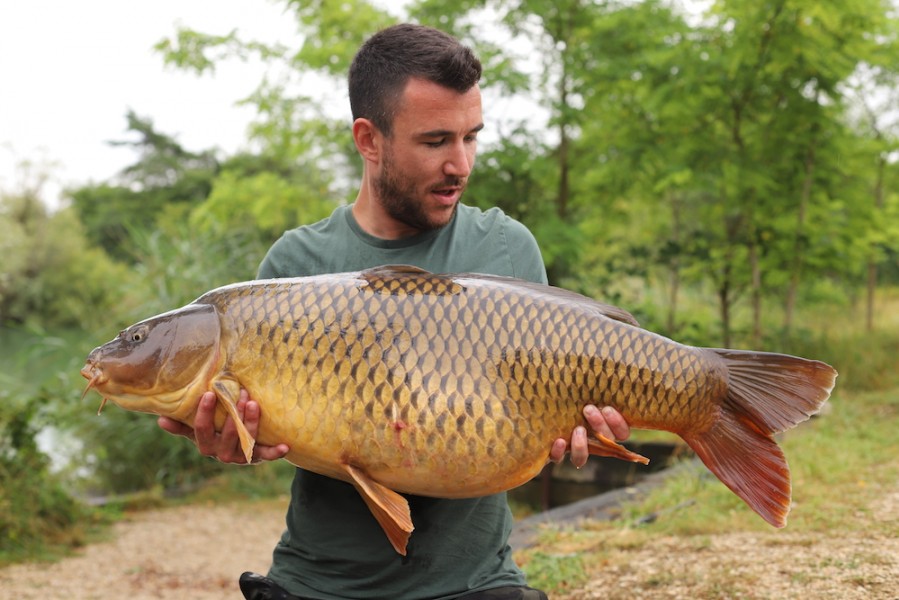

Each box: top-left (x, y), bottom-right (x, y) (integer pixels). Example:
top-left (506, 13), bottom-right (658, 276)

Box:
top-left (256, 235), bottom-right (291, 279)
top-left (503, 218), bottom-right (548, 285)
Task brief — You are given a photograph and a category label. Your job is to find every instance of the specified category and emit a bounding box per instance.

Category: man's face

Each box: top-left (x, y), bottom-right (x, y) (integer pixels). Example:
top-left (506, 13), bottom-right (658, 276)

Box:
top-left (374, 78), bottom-right (483, 233)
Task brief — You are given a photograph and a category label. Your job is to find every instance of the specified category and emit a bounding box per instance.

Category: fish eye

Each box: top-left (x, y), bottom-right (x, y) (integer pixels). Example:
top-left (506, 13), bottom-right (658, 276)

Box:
top-left (127, 326), bottom-right (149, 343)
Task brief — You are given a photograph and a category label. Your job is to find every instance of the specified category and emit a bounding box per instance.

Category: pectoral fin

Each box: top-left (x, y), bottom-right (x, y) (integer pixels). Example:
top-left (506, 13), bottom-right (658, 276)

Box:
top-left (587, 435), bottom-right (650, 465)
top-left (342, 463), bottom-right (414, 555)
top-left (212, 378), bottom-right (256, 464)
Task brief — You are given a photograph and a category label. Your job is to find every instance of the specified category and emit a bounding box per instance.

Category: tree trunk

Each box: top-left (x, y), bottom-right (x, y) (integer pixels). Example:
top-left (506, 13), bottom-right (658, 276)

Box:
top-left (749, 233), bottom-right (762, 347)
top-left (785, 121), bottom-right (818, 334)
top-left (718, 266), bottom-right (732, 349)
top-left (866, 153), bottom-right (886, 332)
top-left (666, 193), bottom-right (682, 333)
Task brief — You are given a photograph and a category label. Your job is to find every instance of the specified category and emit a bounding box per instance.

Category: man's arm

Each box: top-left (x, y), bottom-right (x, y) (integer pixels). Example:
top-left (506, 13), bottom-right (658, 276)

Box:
top-left (157, 390), bottom-right (290, 464)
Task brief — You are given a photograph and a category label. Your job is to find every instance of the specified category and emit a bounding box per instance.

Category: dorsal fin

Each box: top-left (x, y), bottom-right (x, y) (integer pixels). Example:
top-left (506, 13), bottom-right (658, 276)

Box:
top-left (358, 265), bottom-right (464, 297)
top-left (361, 265), bottom-right (431, 277)
top-left (357, 267), bottom-right (639, 326)
top-left (452, 273), bottom-right (641, 327)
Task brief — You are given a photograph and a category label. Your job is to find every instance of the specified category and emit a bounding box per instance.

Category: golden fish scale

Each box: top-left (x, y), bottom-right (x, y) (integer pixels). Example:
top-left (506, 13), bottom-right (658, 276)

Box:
top-left (200, 274), bottom-right (724, 496)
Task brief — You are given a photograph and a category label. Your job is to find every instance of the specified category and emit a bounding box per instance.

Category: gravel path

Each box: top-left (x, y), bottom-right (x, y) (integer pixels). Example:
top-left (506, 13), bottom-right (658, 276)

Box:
top-left (556, 482), bottom-right (899, 600)
top-left (0, 500), bottom-right (289, 600)
top-left (1, 486), bottom-right (896, 599)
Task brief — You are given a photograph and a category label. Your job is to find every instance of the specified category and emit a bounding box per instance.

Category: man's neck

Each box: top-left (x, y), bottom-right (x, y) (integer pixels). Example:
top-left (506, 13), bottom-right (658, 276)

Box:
top-left (352, 186), bottom-right (421, 240)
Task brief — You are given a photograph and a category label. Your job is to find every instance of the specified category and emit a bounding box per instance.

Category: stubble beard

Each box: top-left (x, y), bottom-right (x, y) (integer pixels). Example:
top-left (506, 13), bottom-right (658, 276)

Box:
top-left (376, 149), bottom-right (463, 234)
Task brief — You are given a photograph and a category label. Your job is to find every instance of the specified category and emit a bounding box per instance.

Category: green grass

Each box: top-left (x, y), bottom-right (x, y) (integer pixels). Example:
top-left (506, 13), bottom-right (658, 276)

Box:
top-left (612, 385), bottom-right (898, 535)
top-left (179, 460), bottom-right (296, 504)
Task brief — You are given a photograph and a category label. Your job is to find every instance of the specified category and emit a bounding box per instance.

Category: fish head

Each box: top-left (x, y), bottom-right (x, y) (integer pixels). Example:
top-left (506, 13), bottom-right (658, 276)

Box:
top-left (81, 303), bottom-right (221, 417)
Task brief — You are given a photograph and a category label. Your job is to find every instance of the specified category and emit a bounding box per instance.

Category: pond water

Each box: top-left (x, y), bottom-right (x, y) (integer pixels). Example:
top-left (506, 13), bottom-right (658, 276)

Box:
top-left (508, 440), bottom-right (690, 512)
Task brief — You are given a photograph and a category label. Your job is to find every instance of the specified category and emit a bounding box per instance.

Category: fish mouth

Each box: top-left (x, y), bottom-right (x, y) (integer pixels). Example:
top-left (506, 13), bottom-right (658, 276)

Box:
top-left (80, 363), bottom-right (109, 415)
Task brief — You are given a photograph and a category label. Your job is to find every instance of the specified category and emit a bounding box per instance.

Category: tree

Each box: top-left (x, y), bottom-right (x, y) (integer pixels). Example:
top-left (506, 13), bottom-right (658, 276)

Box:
top-left (843, 62), bottom-right (899, 331)
top-left (0, 174), bottom-right (136, 330)
top-left (70, 111), bottom-right (219, 261)
top-left (152, 0), bottom-right (899, 346)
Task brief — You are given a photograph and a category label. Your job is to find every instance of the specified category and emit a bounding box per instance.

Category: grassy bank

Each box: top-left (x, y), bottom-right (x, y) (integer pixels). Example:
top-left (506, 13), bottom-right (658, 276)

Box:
top-left (517, 383), bottom-right (899, 593)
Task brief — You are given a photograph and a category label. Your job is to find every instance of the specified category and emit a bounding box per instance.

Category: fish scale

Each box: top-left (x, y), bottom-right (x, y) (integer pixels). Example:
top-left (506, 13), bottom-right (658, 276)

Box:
top-left (82, 265), bottom-right (836, 555)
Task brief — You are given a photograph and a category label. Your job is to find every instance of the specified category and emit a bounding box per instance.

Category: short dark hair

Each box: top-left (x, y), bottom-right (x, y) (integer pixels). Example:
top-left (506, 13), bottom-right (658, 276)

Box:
top-left (348, 23), bottom-right (482, 135)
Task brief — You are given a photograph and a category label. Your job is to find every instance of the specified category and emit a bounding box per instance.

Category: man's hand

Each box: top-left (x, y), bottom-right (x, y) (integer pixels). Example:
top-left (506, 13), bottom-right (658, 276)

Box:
top-left (157, 389), bottom-right (290, 464)
top-left (549, 405), bottom-right (630, 468)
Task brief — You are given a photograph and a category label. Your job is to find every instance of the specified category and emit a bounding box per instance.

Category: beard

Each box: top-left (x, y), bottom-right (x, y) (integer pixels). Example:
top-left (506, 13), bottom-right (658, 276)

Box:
top-left (375, 148), bottom-right (464, 233)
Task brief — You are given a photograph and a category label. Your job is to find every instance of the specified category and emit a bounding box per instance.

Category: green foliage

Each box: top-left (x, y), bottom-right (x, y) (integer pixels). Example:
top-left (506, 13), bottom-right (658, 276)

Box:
top-left (0, 190), bottom-right (138, 330)
top-left (76, 408), bottom-right (224, 495)
top-left (125, 220), bottom-right (266, 311)
top-left (0, 329), bottom-right (99, 565)
top-left (153, 0), bottom-right (899, 340)
top-left (153, 27), bottom-right (284, 75)
top-left (73, 218), bottom-right (271, 493)
top-left (0, 403), bottom-right (94, 564)
top-left (768, 311), bottom-right (899, 393)
top-left (70, 111), bottom-right (219, 262)
top-left (288, 0), bottom-right (395, 75)
top-left (184, 461), bottom-right (296, 503)
top-left (190, 166), bottom-right (336, 243)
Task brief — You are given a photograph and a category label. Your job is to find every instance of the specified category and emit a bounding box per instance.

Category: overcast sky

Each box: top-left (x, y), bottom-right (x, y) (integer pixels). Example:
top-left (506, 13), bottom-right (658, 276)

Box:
top-left (0, 1), bottom-right (300, 207)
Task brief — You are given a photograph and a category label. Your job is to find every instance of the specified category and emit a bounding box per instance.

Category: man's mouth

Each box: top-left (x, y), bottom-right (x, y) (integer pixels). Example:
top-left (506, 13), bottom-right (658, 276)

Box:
top-left (431, 180), bottom-right (465, 204)
top-left (433, 187), bottom-right (459, 198)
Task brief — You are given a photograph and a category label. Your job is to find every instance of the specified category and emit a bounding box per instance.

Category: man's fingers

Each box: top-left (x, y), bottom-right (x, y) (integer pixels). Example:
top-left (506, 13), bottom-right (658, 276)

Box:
top-left (242, 401), bottom-right (261, 437)
top-left (582, 404), bottom-right (612, 439)
top-left (569, 426), bottom-right (588, 468)
top-left (194, 392), bottom-right (220, 455)
top-left (217, 403), bottom-right (246, 463)
top-left (253, 443), bottom-right (290, 463)
top-left (601, 406), bottom-right (630, 441)
top-left (159, 389), bottom-right (285, 465)
top-left (548, 438), bottom-right (567, 464)
top-left (157, 416), bottom-right (193, 439)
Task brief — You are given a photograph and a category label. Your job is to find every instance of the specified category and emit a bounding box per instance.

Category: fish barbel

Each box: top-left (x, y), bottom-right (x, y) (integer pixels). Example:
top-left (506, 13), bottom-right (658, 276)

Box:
top-left (80, 266), bottom-right (836, 554)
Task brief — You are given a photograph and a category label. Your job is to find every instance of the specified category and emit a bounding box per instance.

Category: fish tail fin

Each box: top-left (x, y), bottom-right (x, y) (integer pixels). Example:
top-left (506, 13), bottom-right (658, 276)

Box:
top-left (682, 350), bottom-right (836, 527)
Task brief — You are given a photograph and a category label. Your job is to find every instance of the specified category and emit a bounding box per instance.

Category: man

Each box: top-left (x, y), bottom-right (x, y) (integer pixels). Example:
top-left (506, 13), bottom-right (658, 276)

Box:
top-left (160, 23), bottom-right (630, 599)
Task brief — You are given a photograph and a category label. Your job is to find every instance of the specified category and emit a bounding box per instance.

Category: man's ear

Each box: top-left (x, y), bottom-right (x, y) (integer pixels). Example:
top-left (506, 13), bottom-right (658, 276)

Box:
top-left (353, 118), bottom-right (382, 164)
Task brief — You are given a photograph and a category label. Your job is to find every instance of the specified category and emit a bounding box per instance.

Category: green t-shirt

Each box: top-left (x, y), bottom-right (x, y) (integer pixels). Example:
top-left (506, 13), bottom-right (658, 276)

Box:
top-left (258, 203), bottom-right (547, 600)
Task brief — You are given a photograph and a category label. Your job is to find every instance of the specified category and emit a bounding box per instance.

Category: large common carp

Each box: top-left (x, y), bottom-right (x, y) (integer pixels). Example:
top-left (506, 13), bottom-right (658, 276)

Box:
top-left (81, 266), bottom-right (836, 555)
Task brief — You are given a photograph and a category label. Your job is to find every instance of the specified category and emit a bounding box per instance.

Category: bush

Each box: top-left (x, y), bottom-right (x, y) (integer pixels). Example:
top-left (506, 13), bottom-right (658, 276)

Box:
top-left (0, 389), bottom-right (94, 565)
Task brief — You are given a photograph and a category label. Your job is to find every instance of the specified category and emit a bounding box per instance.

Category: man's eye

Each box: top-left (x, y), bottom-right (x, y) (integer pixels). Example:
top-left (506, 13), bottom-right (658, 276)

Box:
top-left (426, 139), bottom-right (445, 148)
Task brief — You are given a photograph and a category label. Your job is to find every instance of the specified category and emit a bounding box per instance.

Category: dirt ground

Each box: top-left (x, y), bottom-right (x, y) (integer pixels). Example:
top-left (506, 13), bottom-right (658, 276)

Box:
top-left (1, 487), bottom-right (896, 600)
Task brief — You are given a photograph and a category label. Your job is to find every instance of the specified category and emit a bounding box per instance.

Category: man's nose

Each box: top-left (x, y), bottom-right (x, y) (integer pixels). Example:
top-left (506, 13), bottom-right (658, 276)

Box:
top-left (443, 141), bottom-right (474, 178)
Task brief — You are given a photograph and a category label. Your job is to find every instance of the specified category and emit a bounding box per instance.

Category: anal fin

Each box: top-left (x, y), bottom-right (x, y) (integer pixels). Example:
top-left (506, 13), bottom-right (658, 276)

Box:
top-left (588, 435), bottom-right (650, 465)
top-left (342, 463), bottom-right (414, 555)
